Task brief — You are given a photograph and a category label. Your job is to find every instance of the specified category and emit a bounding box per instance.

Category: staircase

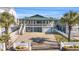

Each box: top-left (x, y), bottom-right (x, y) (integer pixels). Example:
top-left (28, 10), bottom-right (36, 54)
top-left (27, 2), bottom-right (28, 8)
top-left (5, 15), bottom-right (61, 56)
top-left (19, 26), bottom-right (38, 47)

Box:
top-left (19, 24), bottom-right (26, 35)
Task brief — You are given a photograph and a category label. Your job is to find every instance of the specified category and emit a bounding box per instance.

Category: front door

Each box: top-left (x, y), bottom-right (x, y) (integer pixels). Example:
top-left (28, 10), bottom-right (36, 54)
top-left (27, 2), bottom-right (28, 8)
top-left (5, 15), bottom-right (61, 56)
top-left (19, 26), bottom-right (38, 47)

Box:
top-left (34, 27), bottom-right (42, 32)
top-left (26, 27), bottom-right (32, 32)
top-left (26, 27), bottom-right (42, 32)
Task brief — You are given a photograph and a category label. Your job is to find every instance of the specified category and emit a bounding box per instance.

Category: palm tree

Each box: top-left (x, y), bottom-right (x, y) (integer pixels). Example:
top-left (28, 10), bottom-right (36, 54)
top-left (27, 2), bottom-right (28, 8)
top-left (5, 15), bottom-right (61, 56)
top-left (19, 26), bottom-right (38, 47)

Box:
top-left (0, 12), bottom-right (15, 49)
top-left (60, 11), bottom-right (79, 41)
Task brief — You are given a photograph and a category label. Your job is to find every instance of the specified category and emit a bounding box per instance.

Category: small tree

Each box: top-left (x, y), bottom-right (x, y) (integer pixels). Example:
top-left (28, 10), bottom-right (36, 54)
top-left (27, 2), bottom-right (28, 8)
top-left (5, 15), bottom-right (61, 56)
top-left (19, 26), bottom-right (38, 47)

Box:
top-left (0, 12), bottom-right (15, 49)
top-left (60, 11), bottom-right (79, 41)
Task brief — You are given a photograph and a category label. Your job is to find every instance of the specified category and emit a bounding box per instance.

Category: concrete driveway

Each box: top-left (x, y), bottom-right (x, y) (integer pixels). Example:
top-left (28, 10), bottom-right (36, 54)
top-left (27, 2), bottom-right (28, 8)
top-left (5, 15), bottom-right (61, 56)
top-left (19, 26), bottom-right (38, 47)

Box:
top-left (14, 32), bottom-right (59, 50)
top-left (16, 32), bottom-right (56, 42)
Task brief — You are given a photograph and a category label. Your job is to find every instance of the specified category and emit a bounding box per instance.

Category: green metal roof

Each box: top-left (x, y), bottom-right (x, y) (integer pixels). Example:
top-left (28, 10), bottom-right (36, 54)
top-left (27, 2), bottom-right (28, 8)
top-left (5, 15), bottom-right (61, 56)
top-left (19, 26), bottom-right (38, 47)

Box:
top-left (30, 14), bottom-right (45, 18)
top-left (24, 14), bottom-right (53, 21)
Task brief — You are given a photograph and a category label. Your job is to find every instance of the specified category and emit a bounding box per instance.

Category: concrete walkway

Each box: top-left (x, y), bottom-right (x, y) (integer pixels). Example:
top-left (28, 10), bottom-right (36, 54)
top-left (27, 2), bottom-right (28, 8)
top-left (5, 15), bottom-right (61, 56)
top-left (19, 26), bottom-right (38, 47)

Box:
top-left (16, 32), bottom-right (56, 42)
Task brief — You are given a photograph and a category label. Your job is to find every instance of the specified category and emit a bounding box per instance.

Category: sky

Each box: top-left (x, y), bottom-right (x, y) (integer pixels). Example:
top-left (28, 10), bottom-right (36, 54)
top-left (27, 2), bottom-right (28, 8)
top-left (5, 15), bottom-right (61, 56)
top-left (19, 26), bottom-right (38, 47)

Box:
top-left (15, 7), bottom-right (79, 19)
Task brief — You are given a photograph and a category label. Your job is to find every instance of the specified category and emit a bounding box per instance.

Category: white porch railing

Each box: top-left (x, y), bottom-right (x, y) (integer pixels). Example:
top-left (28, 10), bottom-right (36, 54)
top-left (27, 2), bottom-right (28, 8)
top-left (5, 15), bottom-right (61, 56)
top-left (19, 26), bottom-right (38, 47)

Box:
top-left (18, 24), bottom-right (23, 34)
top-left (60, 42), bottom-right (79, 50)
top-left (54, 29), bottom-right (74, 39)
top-left (25, 23), bottom-right (53, 27)
top-left (13, 42), bottom-right (31, 51)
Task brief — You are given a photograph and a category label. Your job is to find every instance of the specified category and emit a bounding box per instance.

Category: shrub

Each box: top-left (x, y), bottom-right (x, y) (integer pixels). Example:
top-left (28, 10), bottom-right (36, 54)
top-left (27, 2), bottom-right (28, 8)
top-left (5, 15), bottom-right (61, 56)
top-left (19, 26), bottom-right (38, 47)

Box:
top-left (21, 41), bottom-right (25, 43)
top-left (16, 46), bottom-right (21, 49)
top-left (63, 46), bottom-right (79, 48)
top-left (16, 46), bottom-right (26, 49)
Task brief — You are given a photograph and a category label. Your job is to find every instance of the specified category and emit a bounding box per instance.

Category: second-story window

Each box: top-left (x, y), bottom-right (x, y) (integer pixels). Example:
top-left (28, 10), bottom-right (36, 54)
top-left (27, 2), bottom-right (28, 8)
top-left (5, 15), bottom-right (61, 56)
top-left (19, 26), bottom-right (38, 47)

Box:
top-left (37, 20), bottom-right (42, 24)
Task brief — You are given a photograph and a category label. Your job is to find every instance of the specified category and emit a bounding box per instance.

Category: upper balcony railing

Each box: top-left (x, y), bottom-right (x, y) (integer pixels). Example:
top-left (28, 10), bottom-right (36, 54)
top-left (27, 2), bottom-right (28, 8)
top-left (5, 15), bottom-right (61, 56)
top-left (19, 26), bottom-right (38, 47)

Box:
top-left (25, 23), bottom-right (53, 27)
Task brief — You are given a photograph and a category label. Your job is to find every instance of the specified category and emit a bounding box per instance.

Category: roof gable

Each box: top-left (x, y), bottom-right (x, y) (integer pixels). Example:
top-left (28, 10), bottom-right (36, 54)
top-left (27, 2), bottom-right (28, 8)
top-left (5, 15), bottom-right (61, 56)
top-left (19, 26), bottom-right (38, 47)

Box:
top-left (30, 14), bottom-right (45, 18)
top-left (24, 14), bottom-right (53, 21)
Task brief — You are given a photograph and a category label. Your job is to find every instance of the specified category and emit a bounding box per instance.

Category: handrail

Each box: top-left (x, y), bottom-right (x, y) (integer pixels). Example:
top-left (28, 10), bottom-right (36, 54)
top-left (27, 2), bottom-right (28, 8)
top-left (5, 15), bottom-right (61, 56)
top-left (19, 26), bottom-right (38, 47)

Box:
top-left (54, 29), bottom-right (73, 39)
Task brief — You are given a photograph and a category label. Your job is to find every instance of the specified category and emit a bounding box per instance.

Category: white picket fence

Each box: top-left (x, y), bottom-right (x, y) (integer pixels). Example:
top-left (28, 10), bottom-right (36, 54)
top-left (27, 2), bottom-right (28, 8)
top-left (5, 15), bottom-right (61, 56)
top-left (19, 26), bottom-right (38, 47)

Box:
top-left (0, 43), bottom-right (5, 51)
top-left (60, 42), bottom-right (79, 50)
top-left (13, 42), bottom-right (31, 51)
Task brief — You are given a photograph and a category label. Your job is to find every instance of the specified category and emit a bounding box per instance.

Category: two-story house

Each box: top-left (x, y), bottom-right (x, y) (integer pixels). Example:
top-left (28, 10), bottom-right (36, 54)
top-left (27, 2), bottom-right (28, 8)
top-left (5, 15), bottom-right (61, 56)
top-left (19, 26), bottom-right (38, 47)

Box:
top-left (19, 14), bottom-right (54, 33)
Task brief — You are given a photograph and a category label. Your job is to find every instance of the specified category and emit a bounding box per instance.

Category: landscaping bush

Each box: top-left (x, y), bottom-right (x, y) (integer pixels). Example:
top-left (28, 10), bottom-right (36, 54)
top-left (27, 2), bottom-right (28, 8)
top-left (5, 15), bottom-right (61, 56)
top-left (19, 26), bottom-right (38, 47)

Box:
top-left (64, 46), bottom-right (79, 48)
top-left (55, 33), bottom-right (79, 42)
top-left (62, 46), bottom-right (79, 51)
top-left (21, 41), bottom-right (25, 43)
top-left (70, 40), bottom-right (79, 42)
top-left (55, 34), bottom-right (68, 42)
top-left (16, 46), bottom-right (26, 49)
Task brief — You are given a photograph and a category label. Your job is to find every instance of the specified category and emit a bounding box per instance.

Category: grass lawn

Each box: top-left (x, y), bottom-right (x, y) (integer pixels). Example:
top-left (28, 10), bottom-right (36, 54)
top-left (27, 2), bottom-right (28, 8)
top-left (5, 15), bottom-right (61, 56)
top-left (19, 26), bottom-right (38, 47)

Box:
top-left (0, 37), bottom-right (5, 43)
top-left (54, 33), bottom-right (68, 43)
top-left (54, 33), bottom-right (79, 43)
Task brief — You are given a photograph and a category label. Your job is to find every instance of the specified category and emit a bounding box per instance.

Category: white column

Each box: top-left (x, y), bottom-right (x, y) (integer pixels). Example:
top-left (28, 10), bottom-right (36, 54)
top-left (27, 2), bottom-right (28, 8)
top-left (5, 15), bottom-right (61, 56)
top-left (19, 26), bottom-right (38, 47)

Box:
top-left (45, 21), bottom-right (47, 24)
top-left (3, 43), bottom-right (6, 51)
top-left (30, 20), bottom-right (31, 24)
top-left (28, 42), bottom-right (31, 51)
top-left (32, 27), bottom-right (34, 32)
top-left (29, 20), bottom-right (30, 24)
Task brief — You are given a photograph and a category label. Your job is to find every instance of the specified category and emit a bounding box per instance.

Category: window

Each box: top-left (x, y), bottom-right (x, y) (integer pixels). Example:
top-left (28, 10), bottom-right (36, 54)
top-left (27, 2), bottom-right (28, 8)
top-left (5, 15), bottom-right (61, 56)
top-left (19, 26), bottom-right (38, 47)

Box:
top-left (37, 21), bottom-right (42, 24)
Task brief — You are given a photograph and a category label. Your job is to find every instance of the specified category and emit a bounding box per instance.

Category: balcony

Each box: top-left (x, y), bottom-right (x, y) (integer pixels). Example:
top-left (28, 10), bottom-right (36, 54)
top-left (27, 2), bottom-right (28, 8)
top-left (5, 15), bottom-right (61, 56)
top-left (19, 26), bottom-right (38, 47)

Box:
top-left (25, 24), bottom-right (53, 27)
